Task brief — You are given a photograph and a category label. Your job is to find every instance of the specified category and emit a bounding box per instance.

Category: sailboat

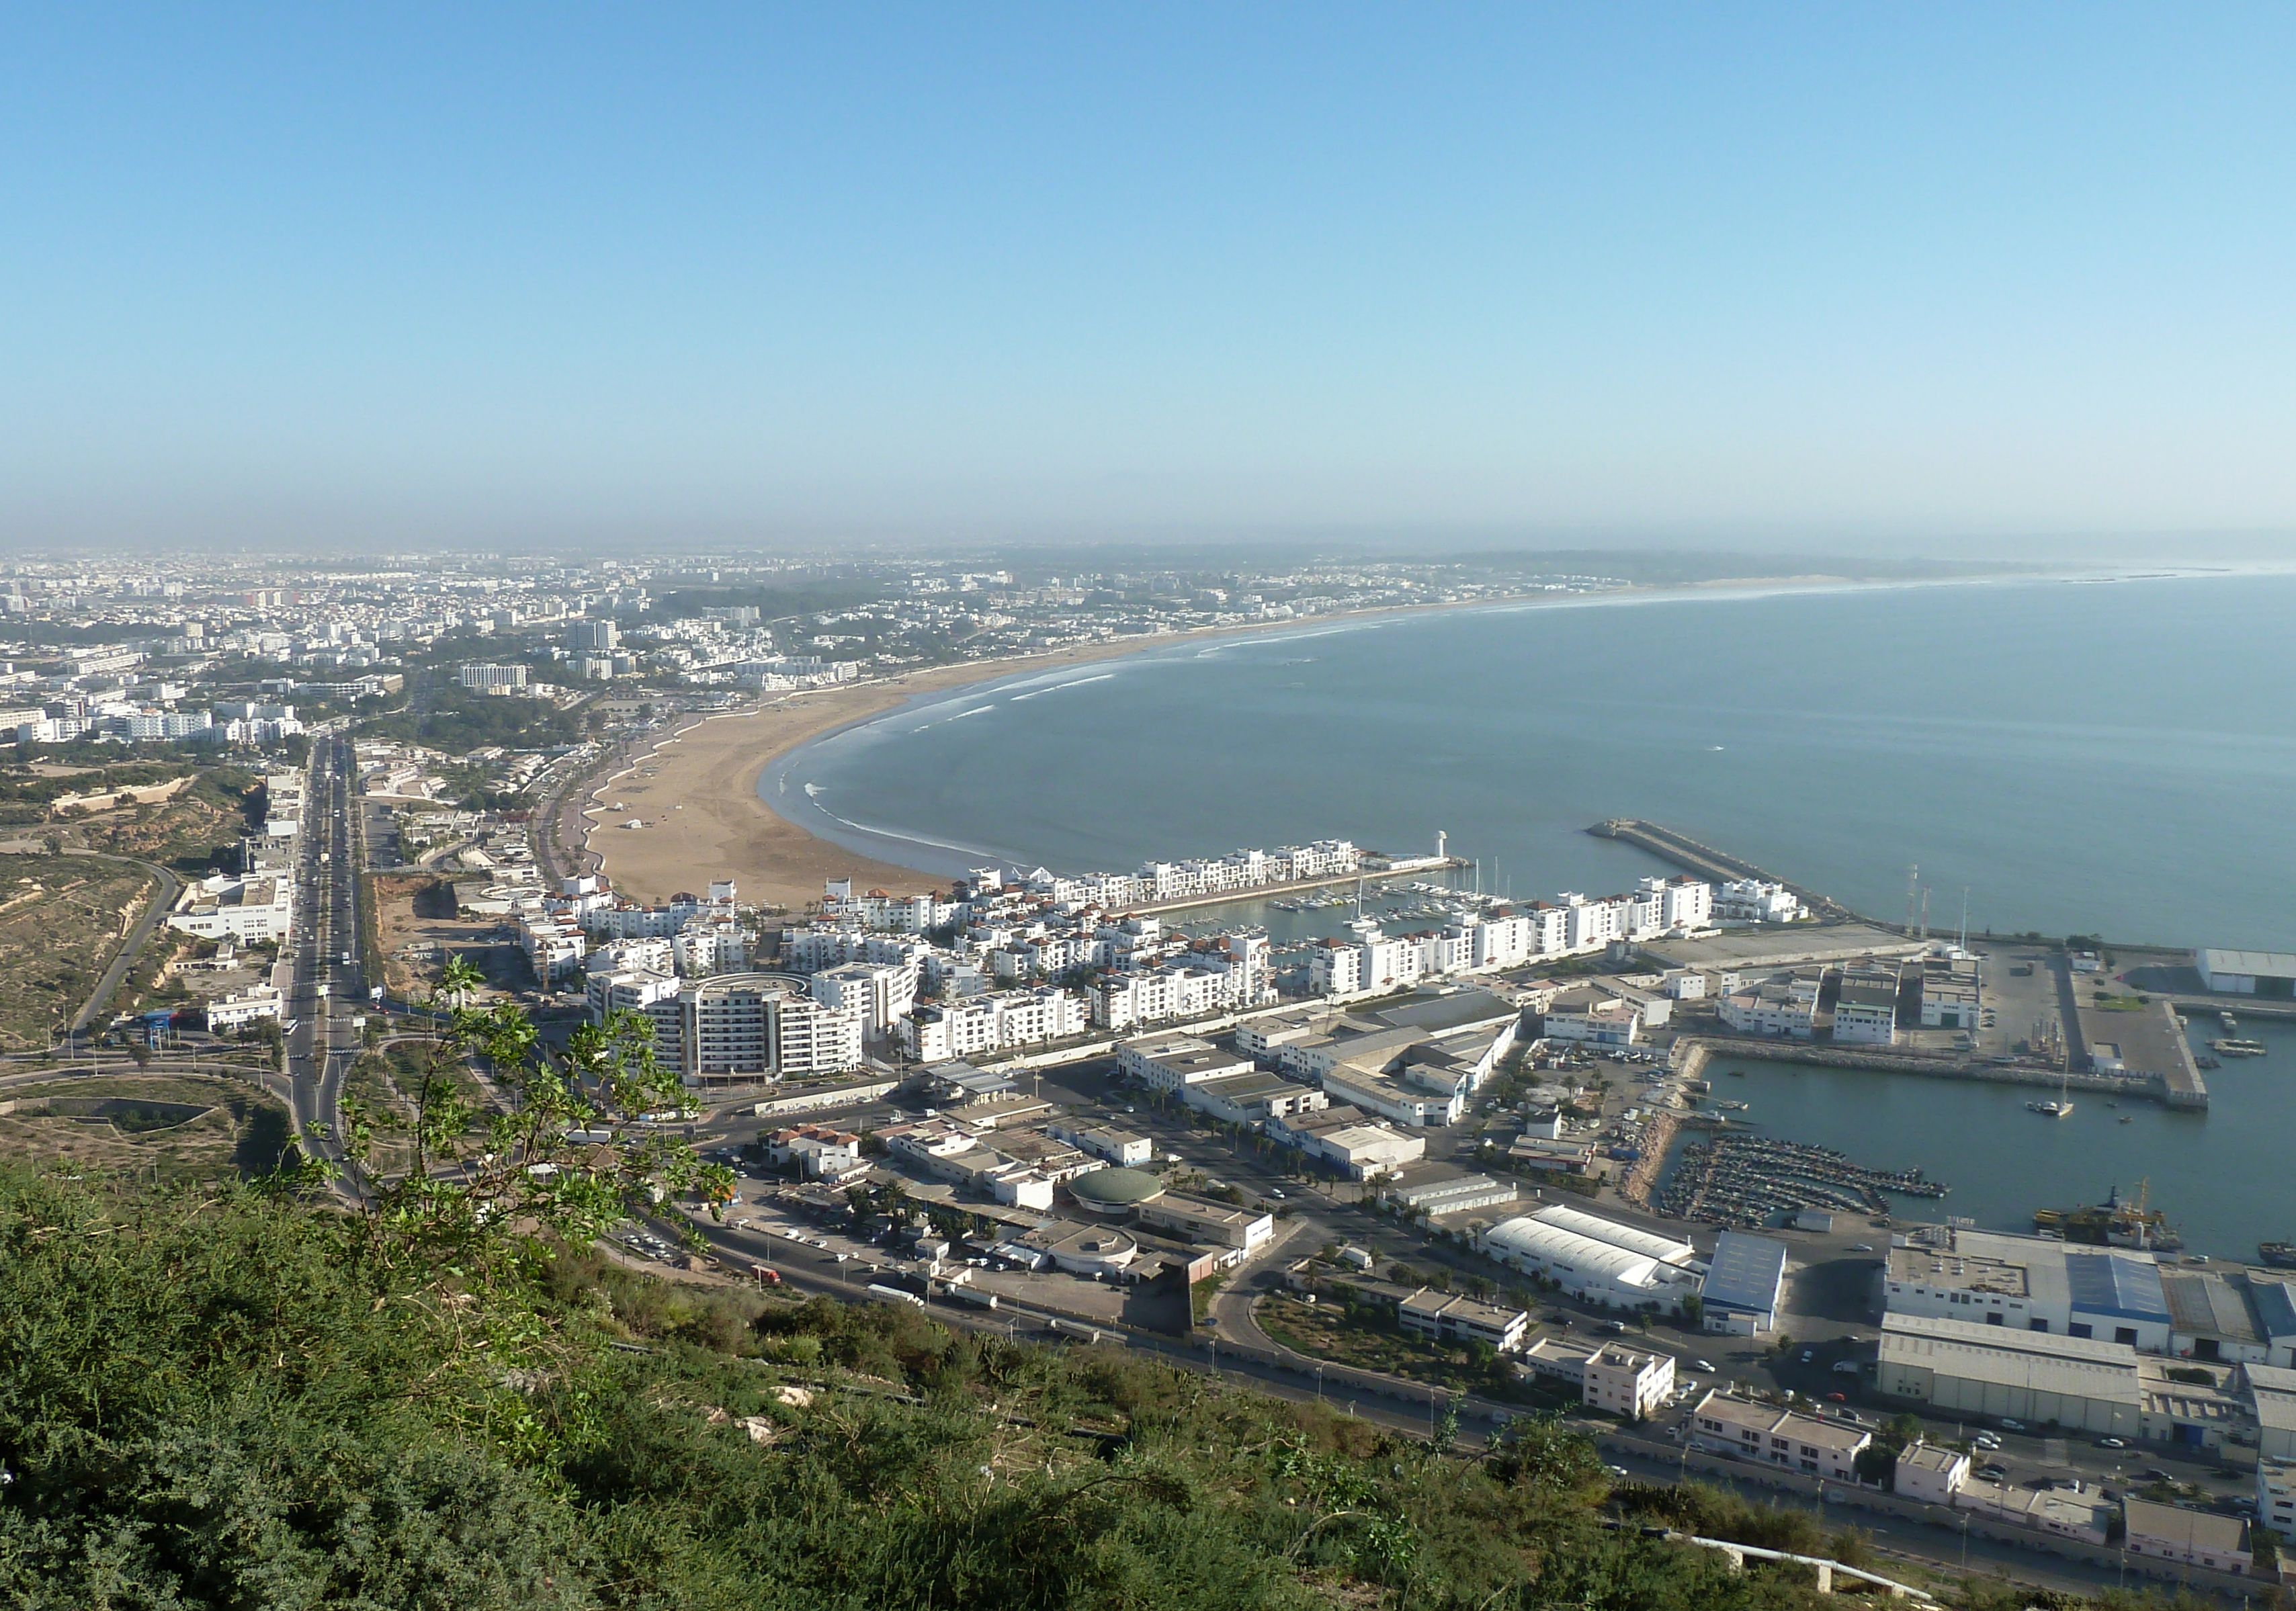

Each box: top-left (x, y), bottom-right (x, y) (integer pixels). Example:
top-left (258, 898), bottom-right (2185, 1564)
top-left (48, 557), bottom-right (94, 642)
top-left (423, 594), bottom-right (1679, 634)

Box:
top-left (2027, 1065), bottom-right (2074, 1119)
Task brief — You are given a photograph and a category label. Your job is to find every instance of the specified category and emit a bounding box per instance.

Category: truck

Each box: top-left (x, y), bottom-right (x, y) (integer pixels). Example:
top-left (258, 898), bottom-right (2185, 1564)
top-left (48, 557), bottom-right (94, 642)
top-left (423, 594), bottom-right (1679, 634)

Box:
top-left (865, 1282), bottom-right (925, 1309)
top-left (749, 1264), bottom-right (782, 1287)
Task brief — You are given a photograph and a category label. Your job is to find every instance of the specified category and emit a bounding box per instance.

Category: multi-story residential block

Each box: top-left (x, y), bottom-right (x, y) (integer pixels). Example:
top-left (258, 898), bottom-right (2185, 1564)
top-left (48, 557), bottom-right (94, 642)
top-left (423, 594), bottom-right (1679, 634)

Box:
top-left (1584, 1346), bottom-right (1676, 1420)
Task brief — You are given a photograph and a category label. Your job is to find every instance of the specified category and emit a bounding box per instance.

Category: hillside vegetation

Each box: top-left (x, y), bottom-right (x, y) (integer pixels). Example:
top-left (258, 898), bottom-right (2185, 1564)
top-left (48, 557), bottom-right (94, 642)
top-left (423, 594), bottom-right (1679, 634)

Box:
top-left (0, 1166), bottom-right (1865, 1611)
top-left (0, 971), bottom-right (2216, 1609)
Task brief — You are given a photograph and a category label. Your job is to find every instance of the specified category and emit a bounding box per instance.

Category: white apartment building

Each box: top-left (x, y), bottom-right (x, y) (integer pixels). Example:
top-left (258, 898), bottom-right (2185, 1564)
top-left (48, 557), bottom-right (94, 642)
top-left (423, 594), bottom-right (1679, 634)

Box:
top-left (1090, 959), bottom-right (1255, 1031)
top-left (456, 662), bottom-right (529, 693)
top-left (670, 918), bottom-right (751, 979)
top-left (902, 986), bottom-right (1089, 1062)
top-left (519, 910), bottom-right (589, 984)
top-left (1584, 1346), bottom-right (1676, 1421)
top-left (585, 965), bottom-right (681, 1024)
top-left (654, 973), bottom-right (865, 1090)
top-left (589, 937), bottom-right (675, 977)
top-left (1715, 879), bottom-right (1804, 924)
top-left (808, 961), bottom-right (917, 1039)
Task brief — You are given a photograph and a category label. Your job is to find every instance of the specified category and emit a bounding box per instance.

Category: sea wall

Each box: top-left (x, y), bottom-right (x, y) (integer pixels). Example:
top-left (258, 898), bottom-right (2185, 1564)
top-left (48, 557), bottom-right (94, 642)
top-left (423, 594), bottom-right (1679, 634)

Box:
top-left (1674, 1036), bottom-right (2177, 1105)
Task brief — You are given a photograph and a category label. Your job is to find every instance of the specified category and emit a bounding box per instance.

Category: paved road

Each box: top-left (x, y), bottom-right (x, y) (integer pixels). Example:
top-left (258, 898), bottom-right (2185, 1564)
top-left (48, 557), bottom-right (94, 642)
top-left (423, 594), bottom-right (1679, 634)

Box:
top-left (51, 850), bottom-right (183, 1037)
top-left (283, 736), bottom-right (366, 1192)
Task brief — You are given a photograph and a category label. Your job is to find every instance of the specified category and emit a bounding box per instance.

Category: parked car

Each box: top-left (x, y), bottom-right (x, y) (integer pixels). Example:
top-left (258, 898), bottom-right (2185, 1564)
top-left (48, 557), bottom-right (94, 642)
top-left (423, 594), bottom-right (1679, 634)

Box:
top-left (1977, 1465), bottom-right (2009, 1483)
top-left (1693, 1359), bottom-right (1718, 1375)
top-left (1825, 1391), bottom-right (1848, 1403)
top-left (1798, 1349), bottom-right (1814, 1364)
top-left (1998, 1418), bottom-right (2026, 1432)
top-left (2096, 1436), bottom-right (2128, 1450)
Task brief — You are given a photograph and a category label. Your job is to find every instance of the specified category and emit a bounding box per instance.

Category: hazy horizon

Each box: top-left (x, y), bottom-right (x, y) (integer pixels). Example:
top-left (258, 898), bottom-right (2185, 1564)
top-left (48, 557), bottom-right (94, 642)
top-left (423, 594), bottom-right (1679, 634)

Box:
top-left (7, 7), bottom-right (2296, 557)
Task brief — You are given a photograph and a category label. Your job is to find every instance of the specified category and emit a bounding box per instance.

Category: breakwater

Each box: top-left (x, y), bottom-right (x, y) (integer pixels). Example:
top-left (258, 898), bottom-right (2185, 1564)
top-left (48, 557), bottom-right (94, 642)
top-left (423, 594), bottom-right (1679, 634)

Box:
top-left (1588, 819), bottom-right (1859, 921)
top-left (1673, 1035), bottom-right (2193, 1108)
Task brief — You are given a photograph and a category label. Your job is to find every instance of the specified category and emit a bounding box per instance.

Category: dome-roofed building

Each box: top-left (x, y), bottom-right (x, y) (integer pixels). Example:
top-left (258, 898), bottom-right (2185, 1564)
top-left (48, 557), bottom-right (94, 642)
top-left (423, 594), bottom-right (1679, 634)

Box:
top-left (1068, 1166), bottom-right (1167, 1213)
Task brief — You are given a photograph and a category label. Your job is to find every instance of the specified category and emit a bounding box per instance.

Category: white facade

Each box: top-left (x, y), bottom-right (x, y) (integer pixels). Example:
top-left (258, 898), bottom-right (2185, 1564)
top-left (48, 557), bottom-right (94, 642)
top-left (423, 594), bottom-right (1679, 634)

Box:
top-left (1893, 1443), bottom-right (1971, 1506)
top-left (668, 973), bottom-right (865, 1090)
top-left (1717, 971), bottom-right (1822, 1038)
top-left (1715, 879), bottom-right (1804, 924)
top-left (1584, 1346), bottom-right (1676, 1420)
top-left (2260, 1459), bottom-right (2296, 1543)
top-left (1477, 1203), bottom-right (1703, 1311)
top-left (203, 982), bottom-right (284, 1031)
top-left (1687, 1392), bottom-right (1871, 1482)
top-left (1398, 1289), bottom-right (1530, 1354)
top-left (809, 961), bottom-right (917, 1039)
top-left (167, 873), bottom-right (296, 943)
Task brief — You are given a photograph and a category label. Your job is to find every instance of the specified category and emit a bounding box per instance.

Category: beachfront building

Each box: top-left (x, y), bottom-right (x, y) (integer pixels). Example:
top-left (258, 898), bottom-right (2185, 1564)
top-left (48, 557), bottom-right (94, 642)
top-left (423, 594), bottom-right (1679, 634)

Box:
top-left (1715, 879), bottom-right (1804, 924)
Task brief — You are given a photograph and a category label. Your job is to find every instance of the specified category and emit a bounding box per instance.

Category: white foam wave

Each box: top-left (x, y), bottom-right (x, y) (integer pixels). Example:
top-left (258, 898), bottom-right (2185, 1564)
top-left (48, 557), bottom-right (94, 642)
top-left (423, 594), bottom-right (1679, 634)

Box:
top-left (1010, 673), bottom-right (1115, 701)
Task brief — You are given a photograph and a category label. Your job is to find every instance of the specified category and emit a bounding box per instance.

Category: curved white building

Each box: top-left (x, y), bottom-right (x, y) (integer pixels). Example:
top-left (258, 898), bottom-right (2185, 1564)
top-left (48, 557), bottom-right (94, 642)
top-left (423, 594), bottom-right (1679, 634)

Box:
top-left (1529, 1202), bottom-right (1699, 1266)
top-left (1478, 1203), bottom-right (1703, 1311)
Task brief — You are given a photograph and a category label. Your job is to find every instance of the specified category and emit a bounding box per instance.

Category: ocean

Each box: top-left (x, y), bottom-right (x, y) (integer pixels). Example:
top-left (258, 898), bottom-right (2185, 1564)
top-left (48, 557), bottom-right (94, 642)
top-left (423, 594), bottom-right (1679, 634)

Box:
top-left (769, 570), bottom-right (2296, 953)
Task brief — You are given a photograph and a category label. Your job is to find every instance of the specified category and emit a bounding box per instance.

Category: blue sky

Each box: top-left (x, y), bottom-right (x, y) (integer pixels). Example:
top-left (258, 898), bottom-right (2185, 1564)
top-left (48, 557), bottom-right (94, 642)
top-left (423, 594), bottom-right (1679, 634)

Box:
top-left (5, 5), bottom-right (2295, 553)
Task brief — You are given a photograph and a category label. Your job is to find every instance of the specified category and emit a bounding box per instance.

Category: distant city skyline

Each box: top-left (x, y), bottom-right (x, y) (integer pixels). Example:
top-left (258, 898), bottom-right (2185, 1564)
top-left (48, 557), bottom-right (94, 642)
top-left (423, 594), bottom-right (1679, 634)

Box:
top-left (6, 5), bottom-right (2296, 555)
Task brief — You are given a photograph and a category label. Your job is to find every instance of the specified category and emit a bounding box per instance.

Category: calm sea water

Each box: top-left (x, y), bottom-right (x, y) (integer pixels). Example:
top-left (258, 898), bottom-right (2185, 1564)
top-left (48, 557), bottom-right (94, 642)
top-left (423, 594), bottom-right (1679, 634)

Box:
top-left (772, 570), bottom-right (2296, 952)
top-left (769, 570), bottom-right (2296, 1254)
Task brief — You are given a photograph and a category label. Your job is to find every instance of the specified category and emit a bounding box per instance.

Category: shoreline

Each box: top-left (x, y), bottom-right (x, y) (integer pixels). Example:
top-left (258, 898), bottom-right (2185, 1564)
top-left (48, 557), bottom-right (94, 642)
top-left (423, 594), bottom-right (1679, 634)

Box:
top-left (579, 563), bottom-right (2207, 912)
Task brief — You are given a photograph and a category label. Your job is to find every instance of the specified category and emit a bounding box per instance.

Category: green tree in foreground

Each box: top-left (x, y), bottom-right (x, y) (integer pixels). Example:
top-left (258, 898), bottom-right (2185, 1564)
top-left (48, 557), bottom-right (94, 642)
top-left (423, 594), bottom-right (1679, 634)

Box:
top-left (304, 952), bottom-right (734, 1292)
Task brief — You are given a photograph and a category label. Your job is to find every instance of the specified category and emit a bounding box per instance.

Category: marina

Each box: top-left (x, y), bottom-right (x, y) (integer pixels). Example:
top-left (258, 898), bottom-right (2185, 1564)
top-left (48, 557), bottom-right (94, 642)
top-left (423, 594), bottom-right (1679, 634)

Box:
top-left (1655, 1131), bottom-right (1947, 1227)
top-left (1656, 1020), bottom-right (2296, 1258)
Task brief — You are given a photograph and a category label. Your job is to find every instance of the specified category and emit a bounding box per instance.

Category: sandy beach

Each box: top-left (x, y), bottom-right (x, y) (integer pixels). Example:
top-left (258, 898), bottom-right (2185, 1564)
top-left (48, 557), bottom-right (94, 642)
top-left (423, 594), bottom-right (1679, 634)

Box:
top-left (581, 636), bottom-right (1187, 909)
top-left (579, 572), bottom-right (2006, 911)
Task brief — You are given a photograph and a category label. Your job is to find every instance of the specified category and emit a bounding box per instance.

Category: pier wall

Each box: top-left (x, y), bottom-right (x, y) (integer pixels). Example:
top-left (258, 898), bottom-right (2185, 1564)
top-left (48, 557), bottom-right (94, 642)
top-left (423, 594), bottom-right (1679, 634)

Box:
top-left (1111, 859), bottom-right (1465, 919)
top-left (1673, 1036), bottom-right (2191, 1108)
top-left (1588, 820), bottom-right (1857, 920)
